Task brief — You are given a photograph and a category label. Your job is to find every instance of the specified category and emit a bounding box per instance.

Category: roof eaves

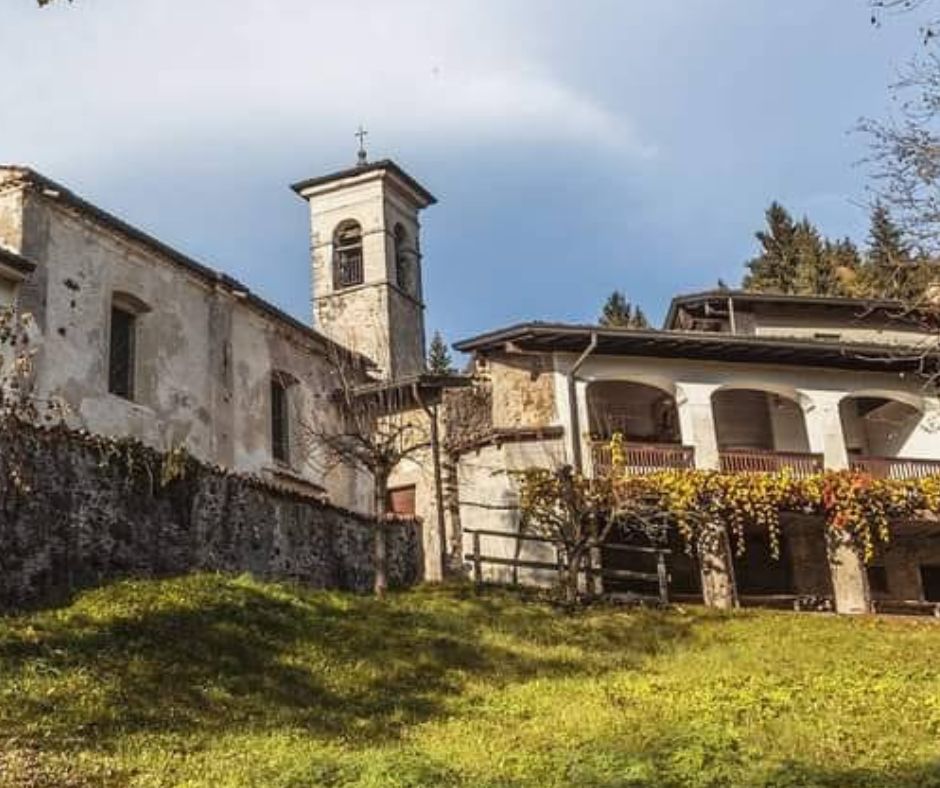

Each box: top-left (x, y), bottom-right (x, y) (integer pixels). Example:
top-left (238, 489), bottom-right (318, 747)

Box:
top-left (0, 245), bottom-right (37, 277)
top-left (290, 159), bottom-right (437, 206)
top-left (453, 321), bottom-right (939, 372)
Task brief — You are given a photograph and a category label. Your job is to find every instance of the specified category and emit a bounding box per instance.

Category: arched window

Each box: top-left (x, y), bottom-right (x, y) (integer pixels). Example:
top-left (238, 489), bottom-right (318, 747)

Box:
top-left (270, 371), bottom-right (297, 465)
top-left (333, 220), bottom-right (363, 289)
top-left (394, 223), bottom-right (410, 294)
top-left (108, 291), bottom-right (151, 401)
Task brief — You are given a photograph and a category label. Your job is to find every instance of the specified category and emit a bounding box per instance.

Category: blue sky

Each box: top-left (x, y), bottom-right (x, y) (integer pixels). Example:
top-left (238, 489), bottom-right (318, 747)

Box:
top-left (0, 1), bottom-right (933, 346)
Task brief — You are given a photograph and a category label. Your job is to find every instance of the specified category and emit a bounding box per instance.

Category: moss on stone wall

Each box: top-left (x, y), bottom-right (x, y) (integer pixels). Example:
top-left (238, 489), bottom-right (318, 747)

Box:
top-left (0, 420), bottom-right (421, 611)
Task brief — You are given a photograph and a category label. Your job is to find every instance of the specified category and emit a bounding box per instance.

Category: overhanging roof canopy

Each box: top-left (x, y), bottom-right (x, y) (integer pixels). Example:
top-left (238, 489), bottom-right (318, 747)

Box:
top-left (453, 322), bottom-right (940, 374)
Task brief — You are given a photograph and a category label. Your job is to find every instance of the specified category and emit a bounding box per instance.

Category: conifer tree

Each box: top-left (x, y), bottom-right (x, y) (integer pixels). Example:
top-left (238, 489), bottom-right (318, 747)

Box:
top-left (599, 291), bottom-right (649, 329)
top-left (427, 331), bottom-right (454, 374)
top-left (743, 203), bottom-right (800, 293)
top-left (857, 203), bottom-right (919, 300)
top-left (793, 219), bottom-right (841, 296)
top-left (829, 237), bottom-right (863, 295)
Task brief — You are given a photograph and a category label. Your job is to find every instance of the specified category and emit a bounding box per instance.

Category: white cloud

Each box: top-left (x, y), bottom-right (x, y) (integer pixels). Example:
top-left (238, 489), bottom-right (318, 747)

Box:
top-left (0, 0), bottom-right (653, 169)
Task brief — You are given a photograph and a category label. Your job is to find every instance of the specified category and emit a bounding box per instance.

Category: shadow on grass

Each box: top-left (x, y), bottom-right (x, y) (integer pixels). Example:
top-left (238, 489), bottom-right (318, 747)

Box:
top-left (0, 576), bottom-right (697, 751)
top-left (760, 760), bottom-right (940, 787)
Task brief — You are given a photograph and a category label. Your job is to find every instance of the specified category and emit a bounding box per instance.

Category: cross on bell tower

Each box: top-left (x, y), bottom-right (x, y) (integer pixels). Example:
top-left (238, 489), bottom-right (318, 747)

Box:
top-left (355, 125), bottom-right (368, 166)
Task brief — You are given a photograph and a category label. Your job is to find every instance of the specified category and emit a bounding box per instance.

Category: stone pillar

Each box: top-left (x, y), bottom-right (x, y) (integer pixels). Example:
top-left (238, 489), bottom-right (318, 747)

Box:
top-left (698, 523), bottom-right (738, 610)
top-left (828, 531), bottom-right (871, 614)
top-left (575, 379), bottom-right (594, 476)
top-left (675, 382), bottom-right (721, 471)
top-left (801, 390), bottom-right (871, 614)
top-left (675, 383), bottom-right (736, 608)
top-left (801, 390), bottom-right (849, 471)
top-left (557, 374), bottom-right (592, 473)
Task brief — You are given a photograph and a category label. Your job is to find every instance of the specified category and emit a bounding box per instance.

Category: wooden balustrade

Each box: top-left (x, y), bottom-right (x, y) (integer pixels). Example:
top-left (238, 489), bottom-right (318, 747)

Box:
top-left (718, 448), bottom-right (823, 478)
top-left (592, 441), bottom-right (695, 476)
top-left (850, 456), bottom-right (940, 480)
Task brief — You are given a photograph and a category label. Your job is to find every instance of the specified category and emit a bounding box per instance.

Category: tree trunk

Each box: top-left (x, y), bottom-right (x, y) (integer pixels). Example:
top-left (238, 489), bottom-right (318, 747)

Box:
top-left (373, 469), bottom-right (389, 599)
top-left (564, 545), bottom-right (586, 606)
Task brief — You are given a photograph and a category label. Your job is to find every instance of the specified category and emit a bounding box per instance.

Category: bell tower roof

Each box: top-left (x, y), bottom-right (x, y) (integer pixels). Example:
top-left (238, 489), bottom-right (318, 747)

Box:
top-left (291, 159), bottom-right (437, 208)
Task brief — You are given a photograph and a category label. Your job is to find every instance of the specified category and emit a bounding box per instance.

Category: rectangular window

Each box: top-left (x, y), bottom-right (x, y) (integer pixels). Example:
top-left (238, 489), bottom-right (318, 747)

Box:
top-left (386, 485), bottom-right (417, 518)
top-left (108, 306), bottom-right (136, 399)
top-left (271, 376), bottom-right (290, 464)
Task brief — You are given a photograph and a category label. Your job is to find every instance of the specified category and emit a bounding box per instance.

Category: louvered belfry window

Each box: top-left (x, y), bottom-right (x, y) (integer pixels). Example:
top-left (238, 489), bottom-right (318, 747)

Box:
top-left (333, 220), bottom-right (363, 289)
top-left (108, 306), bottom-right (136, 399)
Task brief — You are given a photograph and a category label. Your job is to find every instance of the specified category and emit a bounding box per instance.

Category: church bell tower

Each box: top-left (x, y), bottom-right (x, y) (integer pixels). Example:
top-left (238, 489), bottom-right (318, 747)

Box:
top-left (291, 147), bottom-right (436, 379)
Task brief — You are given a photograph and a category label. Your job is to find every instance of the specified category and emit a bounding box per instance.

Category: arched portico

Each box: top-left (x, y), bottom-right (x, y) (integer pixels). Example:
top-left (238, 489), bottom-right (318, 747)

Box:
top-left (586, 380), bottom-right (694, 474)
top-left (711, 385), bottom-right (821, 476)
top-left (840, 391), bottom-right (940, 478)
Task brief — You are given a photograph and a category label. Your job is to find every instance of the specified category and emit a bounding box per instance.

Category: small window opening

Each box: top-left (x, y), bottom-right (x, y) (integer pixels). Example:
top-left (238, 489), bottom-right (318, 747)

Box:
top-left (108, 306), bottom-right (136, 400)
top-left (387, 485), bottom-right (417, 517)
top-left (271, 374), bottom-right (291, 464)
top-left (333, 221), bottom-right (363, 289)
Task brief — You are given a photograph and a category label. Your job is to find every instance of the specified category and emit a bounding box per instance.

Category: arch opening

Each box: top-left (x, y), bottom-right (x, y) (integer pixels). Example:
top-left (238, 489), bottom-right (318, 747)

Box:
top-left (840, 394), bottom-right (923, 470)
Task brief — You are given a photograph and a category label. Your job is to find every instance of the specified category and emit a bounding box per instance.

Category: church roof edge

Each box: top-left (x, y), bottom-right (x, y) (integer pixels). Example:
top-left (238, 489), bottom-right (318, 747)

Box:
top-left (0, 164), bottom-right (362, 360)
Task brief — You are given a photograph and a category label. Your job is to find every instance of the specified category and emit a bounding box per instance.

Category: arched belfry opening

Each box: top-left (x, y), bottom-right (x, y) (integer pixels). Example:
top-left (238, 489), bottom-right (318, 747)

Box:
top-left (291, 159), bottom-right (437, 379)
top-left (333, 220), bottom-right (363, 289)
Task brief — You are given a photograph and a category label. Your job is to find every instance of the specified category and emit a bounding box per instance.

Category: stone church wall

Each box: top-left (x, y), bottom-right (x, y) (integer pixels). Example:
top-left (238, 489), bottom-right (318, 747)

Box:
top-left (488, 354), bottom-right (557, 429)
top-left (0, 170), bottom-right (368, 514)
top-left (0, 423), bottom-right (421, 611)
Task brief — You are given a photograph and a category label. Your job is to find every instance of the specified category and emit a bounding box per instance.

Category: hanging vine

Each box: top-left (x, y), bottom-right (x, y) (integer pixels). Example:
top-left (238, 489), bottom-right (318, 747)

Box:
top-left (517, 433), bottom-right (940, 564)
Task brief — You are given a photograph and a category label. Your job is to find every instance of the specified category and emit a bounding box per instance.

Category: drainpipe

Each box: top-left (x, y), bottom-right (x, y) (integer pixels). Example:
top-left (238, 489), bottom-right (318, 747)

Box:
top-left (413, 382), bottom-right (448, 578)
top-left (727, 295), bottom-right (737, 334)
top-left (566, 332), bottom-right (598, 474)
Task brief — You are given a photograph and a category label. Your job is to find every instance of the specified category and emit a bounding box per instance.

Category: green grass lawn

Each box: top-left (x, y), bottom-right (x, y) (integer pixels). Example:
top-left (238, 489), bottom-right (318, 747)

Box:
top-left (1, 576), bottom-right (940, 787)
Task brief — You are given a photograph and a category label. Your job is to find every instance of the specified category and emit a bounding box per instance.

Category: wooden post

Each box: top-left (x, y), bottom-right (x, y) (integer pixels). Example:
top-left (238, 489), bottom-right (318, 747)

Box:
top-left (657, 552), bottom-right (669, 605)
top-left (472, 530), bottom-right (482, 588)
top-left (590, 543), bottom-right (604, 597)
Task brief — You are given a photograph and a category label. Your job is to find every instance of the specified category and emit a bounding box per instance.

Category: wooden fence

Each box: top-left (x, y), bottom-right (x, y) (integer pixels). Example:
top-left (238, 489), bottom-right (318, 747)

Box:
top-left (464, 528), bottom-right (670, 604)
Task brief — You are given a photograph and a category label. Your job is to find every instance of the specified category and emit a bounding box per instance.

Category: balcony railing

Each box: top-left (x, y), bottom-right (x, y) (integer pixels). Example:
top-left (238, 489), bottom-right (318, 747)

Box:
top-left (850, 456), bottom-right (940, 480)
top-left (718, 448), bottom-right (823, 478)
top-left (592, 441), bottom-right (695, 476)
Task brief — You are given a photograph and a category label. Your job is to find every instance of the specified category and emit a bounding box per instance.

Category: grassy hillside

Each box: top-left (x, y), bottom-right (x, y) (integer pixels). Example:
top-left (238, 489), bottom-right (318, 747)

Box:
top-left (1, 576), bottom-right (939, 787)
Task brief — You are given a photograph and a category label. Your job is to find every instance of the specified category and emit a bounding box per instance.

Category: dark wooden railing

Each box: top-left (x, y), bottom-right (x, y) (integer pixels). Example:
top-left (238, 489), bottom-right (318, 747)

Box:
top-left (592, 441), bottom-right (695, 476)
top-left (850, 456), bottom-right (940, 480)
top-left (718, 448), bottom-right (823, 478)
top-left (464, 528), bottom-right (670, 604)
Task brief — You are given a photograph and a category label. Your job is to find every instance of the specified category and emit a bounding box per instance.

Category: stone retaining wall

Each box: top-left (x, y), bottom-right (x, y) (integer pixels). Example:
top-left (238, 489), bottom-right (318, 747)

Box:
top-left (0, 424), bottom-right (421, 610)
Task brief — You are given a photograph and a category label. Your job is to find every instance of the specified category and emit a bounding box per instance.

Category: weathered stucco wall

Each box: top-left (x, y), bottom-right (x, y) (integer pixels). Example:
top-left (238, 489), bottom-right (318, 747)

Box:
top-left (0, 186), bottom-right (24, 252)
top-left (0, 179), bottom-right (369, 514)
top-left (752, 306), bottom-right (927, 346)
top-left (457, 437), bottom-right (566, 587)
top-left (0, 423), bottom-right (421, 611)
